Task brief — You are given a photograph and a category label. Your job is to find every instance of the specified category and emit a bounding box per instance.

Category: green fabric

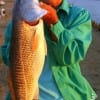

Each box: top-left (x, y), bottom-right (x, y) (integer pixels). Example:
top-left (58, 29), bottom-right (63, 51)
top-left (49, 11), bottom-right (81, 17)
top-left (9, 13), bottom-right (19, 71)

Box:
top-left (43, 0), bottom-right (97, 99)
top-left (1, 21), bottom-right (12, 66)
top-left (1, 0), bottom-right (97, 99)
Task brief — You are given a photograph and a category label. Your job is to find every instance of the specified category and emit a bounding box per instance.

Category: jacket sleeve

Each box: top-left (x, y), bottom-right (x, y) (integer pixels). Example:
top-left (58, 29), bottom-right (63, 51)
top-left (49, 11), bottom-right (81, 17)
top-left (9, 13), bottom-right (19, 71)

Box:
top-left (49, 8), bottom-right (92, 65)
top-left (0, 47), bottom-right (2, 64)
top-left (1, 21), bottom-right (12, 66)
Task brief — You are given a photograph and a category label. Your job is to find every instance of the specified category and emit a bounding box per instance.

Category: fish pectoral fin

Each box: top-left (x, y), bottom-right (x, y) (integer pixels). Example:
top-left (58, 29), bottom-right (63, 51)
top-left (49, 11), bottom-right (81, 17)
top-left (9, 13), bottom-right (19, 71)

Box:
top-left (33, 87), bottom-right (39, 100)
top-left (31, 31), bottom-right (40, 53)
top-left (44, 39), bottom-right (47, 56)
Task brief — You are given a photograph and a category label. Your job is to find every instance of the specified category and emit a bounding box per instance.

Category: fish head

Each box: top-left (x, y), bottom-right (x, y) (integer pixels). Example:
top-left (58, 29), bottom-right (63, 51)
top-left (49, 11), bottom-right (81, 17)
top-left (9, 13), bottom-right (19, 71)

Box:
top-left (13, 0), bottom-right (47, 22)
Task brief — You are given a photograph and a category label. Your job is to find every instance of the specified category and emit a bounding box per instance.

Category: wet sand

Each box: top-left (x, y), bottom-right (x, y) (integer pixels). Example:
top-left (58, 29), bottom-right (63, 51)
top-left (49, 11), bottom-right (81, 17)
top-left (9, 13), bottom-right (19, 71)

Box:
top-left (0, 0), bottom-right (100, 99)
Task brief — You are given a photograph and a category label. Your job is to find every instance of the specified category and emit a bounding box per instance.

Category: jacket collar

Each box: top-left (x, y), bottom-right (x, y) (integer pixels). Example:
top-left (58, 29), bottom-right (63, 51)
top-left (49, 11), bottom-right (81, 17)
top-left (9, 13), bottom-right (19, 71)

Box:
top-left (57, 0), bottom-right (70, 14)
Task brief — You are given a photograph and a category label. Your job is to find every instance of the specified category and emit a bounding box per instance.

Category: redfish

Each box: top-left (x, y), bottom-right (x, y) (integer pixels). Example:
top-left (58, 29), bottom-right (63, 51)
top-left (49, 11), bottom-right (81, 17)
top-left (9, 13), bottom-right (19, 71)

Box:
top-left (7, 0), bottom-right (47, 99)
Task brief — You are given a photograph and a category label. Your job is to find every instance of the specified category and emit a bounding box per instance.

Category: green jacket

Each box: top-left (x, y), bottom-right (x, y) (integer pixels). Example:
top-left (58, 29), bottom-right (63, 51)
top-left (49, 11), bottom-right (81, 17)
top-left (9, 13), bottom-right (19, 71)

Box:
top-left (0, 0), bottom-right (97, 99)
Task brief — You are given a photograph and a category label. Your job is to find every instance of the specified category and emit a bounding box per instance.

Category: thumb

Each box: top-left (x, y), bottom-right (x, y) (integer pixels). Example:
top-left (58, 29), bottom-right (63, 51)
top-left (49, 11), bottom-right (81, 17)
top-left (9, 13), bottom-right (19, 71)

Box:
top-left (39, 2), bottom-right (49, 10)
top-left (39, 2), bottom-right (44, 5)
top-left (39, 2), bottom-right (44, 8)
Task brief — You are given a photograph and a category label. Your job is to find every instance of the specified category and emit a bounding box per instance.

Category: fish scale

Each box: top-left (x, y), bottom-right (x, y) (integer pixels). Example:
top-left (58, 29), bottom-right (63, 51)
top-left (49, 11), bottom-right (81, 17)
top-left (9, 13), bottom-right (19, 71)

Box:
top-left (8, 19), bottom-right (47, 100)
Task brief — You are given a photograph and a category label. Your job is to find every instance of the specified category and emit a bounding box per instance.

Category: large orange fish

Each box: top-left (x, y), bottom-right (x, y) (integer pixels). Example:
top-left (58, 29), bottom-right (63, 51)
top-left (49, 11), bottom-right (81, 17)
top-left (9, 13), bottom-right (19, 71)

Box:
top-left (7, 0), bottom-right (47, 99)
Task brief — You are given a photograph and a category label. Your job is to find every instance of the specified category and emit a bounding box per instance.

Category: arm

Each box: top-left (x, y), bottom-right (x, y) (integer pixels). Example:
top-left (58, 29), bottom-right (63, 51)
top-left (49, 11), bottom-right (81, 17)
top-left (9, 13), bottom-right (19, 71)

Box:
top-left (0, 47), bottom-right (2, 64)
top-left (50, 8), bottom-right (92, 65)
top-left (0, 21), bottom-right (12, 66)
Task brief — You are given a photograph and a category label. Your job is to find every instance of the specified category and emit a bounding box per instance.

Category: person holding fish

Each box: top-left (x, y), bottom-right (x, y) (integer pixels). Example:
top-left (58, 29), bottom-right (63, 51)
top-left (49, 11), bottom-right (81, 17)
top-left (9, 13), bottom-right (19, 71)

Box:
top-left (0, 0), bottom-right (97, 100)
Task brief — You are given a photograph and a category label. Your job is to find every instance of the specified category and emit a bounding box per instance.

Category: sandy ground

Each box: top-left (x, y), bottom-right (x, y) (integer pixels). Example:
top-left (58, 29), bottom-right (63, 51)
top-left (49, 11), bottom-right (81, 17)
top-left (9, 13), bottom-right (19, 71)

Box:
top-left (0, 0), bottom-right (100, 99)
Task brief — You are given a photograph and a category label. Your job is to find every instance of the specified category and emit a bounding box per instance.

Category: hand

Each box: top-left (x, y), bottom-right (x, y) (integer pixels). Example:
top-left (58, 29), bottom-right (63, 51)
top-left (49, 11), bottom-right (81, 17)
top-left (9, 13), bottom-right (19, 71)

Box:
top-left (40, 2), bottom-right (58, 25)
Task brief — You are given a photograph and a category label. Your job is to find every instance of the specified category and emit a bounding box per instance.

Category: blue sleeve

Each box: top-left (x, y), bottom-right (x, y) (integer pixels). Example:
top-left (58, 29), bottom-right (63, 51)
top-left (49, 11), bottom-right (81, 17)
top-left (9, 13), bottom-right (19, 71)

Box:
top-left (1, 21), bottom-right (12, 66)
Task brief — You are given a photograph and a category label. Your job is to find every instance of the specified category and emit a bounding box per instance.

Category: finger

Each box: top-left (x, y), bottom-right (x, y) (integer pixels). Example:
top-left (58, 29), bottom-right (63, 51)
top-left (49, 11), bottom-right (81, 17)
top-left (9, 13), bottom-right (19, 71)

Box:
top-left (39, 2), bottom-right (46, 8)
top-left (39, 2), bottom-right (50, 10)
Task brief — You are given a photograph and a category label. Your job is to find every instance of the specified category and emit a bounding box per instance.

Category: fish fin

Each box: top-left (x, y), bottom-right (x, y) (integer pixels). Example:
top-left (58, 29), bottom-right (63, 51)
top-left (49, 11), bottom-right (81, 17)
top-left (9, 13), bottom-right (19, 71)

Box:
top-left (7, 71), bottom-right (16, 100)
top-left (31, 31), bottom-right (40, 53)
top-left (33, 86), bottom-right (39, 100)
top-left (44, 39), bottom-right (47, 56)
